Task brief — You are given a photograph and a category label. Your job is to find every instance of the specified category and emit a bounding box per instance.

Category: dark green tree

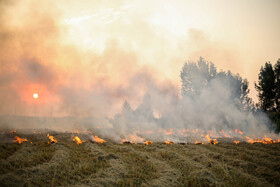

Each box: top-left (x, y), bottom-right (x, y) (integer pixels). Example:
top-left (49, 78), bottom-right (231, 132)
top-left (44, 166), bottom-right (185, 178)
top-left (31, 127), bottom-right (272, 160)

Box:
top-left (274, 59), bottom-right (280, 113)
top-left (255, 62), bottom-right (276, 112)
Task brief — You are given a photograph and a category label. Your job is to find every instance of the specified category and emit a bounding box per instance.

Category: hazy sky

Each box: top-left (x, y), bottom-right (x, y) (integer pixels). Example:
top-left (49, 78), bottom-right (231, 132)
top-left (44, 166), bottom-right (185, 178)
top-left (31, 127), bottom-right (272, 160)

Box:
top-left (0, 0), bottom-right (279, 116)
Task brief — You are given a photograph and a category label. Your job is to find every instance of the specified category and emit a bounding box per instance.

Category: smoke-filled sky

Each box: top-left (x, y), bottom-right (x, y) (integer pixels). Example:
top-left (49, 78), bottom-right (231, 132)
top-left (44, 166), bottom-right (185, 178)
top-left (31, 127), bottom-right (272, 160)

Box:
top-left (0, 0), bottom-right (280, 117)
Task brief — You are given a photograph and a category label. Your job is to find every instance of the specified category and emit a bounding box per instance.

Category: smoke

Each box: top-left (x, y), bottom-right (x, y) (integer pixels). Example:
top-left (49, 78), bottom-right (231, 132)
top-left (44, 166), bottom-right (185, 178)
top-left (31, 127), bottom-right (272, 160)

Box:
top-left (0, 1), bottom-right (278, 143)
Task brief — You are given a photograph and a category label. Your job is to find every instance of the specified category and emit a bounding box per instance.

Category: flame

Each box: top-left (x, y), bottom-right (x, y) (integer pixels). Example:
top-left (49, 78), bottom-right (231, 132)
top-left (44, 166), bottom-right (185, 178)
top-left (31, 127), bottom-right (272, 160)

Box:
top-left (47, 134), bottom-right (58, 144)
top-left (234, 140), bottom-right (240, 144)
top-left (91, 128), bottom-right (280, 145)
top-left (13, 136), bottom-right (28, 143)
top-left (144, 141), bottom-right (152, 145)
top-left (164, 128), bottom-right (174, 135)
top-left (164, 140), bottom-right (174, 144)
top-left (245, 135), bottom-right (276, 144)
top-left (235, 129), bottom-right (244, 135)
top-left (73, 136), bottom-right (85, 145)
top-left (262, 135), bottom-right (275, 144)
top-left (194, 141), bottom-right (204, 144)
top-left (74, 130), bottom-right (80, 134)
top-left (129, 135), bottom-right (137, 142)
top-left (93, 136), bottom-right (106, 143)
top-left (205, 134), bottom-right (218, 144)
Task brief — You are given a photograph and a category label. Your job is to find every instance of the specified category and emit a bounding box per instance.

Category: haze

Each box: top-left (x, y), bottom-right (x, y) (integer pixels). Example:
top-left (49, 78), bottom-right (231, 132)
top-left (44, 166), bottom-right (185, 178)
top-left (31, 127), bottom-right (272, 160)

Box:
top-left (0, 0), bottom-right (279, 117)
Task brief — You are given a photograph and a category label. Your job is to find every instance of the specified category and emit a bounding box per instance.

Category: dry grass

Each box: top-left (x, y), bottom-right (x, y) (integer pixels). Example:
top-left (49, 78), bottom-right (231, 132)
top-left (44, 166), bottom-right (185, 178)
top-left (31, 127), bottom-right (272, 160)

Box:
top-left (0, 133), bottom-right (280, 186)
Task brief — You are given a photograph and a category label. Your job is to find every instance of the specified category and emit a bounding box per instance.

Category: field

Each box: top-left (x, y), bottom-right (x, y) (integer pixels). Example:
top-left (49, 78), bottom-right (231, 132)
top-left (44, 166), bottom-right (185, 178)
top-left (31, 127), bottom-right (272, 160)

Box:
top-left (0, 132), bottom-right (280, 187)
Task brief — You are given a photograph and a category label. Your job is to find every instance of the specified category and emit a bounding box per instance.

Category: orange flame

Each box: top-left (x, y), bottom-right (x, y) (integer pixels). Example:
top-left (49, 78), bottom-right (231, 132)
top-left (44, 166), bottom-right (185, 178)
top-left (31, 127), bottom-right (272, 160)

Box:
top-left (194, 141), bottom-right (204, 144)
top-left (164, 140), bottom-right (174, 144)
top-left (73, 136), bottom-right (85, 145)
top-left (47, 134), bottom-right (58, 144)
top-left (235, 129), bottom-right (244, 135)
top-left (13, 136), bottom-right (28, 143)
top-left (144, 141), bottom-right (152, 145)
top-left (234, 140), bottom-right (240, 144)
top-left (164, 128), bottom-right (174, 135)
top-left (262, 135), bottom-right (275, 144)
top-left (244, 135), bottom-right (277, 144)
top-left (205, 134), bottom-right (218, 145)
top-left (93, 136), bottom-right (106, 143)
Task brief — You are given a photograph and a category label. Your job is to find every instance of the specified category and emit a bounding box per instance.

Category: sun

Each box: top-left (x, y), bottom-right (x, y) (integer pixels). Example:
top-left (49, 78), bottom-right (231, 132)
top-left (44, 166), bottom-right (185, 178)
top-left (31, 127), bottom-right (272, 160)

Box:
top-left (33, 93), bottom-right (39, 99)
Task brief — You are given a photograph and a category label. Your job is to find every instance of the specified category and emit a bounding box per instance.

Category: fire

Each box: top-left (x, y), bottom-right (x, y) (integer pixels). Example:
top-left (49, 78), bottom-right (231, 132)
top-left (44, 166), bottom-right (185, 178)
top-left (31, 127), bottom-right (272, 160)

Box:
top-left (74, 130), bottom-right (80, 134)
top-left (93, 136), bottom-right (106, 143)
top-left (164, 140), bottom-right (174, 144)
top-left (121, 134), bottom-right (147, 144)
top-left (164, 128), bottom-right (174, 135)
top-left (73, 136), bottom-right (85, 145)
top-left (13, 136), bottom-right (28, 143)
top-left (144, 141), bottom-right (152, 145)
top-left (245, 135), bottom-right (276, 144)
top-left (129, 135), bottom-right (137, 142)
top-left (194, 141), bottom-right (204, 144)
top-left (235, 129), bottom-right (244, 135)
top-left (47, 134), bottom-right (58, 144)
top-left (262, 135), bottom-right (275, 144)
top-left (205, 134), bottom-right (218, 145)
top-left (234, 140), bottom-right (240, 144)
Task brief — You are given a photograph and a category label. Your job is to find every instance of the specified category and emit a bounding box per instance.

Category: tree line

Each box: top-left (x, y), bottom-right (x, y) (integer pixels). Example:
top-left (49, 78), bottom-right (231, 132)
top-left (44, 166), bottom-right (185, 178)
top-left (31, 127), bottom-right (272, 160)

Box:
top-left (118, 57), bottom-right (280, 133)
top-left (255, 59), bottom-right (280, 132)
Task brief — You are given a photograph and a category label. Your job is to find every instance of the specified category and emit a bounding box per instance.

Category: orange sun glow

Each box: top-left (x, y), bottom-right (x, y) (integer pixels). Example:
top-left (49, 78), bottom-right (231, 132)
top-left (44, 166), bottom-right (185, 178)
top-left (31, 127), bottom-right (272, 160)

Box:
top-left (33, 93), bottom-right (39, 99)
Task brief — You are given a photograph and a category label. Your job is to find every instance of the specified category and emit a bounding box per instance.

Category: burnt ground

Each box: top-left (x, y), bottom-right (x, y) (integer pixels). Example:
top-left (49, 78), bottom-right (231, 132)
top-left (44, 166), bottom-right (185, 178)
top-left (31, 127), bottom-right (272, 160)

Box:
top-left (0, 133), bottom-right (280, 187)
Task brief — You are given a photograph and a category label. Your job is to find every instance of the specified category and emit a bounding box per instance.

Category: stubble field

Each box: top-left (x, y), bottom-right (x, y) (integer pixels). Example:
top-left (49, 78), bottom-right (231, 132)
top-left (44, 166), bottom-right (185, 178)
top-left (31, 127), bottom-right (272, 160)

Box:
top-left (0, 132), bottom-right (280, 187)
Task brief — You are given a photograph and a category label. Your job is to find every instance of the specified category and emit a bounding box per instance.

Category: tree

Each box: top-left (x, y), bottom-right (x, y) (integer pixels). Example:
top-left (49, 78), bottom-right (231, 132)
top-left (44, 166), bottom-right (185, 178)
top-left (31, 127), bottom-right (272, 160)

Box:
top-left (274, 59), bottom-right (280, 113)
top-left (181, 57), bottom-right (253, 111)
top-left (255, 62), bottom-right (276, 112)
top-left (122, 100), bottom-right (133, 114)
top-left (181, 57), bottom-right (216, 98)
top-left (135, 94), bottom-right (154, 120)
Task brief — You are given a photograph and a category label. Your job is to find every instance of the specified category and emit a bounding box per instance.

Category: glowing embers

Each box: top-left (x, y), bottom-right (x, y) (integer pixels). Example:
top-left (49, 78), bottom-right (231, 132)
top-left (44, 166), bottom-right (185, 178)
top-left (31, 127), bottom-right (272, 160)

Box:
top-left (73, 136), bottom-right (86, 145)
top-left (47, 134), bottom-right (58, 144)
top-left (13, 136), bottom-right (28, 144)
